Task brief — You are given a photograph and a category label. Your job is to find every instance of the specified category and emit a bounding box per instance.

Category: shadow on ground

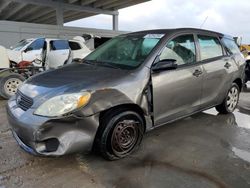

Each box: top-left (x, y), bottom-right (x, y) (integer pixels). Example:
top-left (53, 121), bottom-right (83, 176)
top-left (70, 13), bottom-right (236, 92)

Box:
top-left (0, 88), bottom-right (250, 188)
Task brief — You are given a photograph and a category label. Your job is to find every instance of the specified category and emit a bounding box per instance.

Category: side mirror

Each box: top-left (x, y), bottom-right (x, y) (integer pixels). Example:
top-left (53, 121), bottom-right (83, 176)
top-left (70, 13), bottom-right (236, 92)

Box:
top-left (152, 59), bottom-right (177, 72)
top-left (24, 47), bottom-right (32, 53)
top-left (73, 58), bottom-right (82, 63)
top-left (234, 37), bottom-right (242, 47)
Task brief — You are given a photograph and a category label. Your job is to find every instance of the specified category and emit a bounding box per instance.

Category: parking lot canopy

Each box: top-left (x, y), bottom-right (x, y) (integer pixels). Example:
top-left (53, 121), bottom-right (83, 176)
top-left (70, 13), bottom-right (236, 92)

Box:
top-left (0, 0), bottom-right (150, 30)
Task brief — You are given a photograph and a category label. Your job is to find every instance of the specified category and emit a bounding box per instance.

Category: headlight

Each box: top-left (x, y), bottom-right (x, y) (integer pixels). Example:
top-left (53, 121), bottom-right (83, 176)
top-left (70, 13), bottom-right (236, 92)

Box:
top-left (34, 92), bottom-right (91, 117)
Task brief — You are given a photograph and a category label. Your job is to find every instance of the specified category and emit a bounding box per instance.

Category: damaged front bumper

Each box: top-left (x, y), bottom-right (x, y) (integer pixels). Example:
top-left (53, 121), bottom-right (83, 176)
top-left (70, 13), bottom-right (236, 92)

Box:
top-left (12, 130), bottom-right (37, 155)
top-left (6, 97), bottom-right (100, 156)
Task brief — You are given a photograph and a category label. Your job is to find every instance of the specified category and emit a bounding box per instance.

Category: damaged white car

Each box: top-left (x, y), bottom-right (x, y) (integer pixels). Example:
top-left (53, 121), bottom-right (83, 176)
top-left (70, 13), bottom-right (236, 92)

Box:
top-left (7, 37), bottom-right (91, 69)
top-left (0, 36), bottom-right (92, 99)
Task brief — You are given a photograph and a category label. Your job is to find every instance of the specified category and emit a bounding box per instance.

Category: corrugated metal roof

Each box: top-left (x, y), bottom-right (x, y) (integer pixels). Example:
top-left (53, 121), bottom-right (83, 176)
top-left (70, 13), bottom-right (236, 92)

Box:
top-left (0, 0), bottom-right (150, 25)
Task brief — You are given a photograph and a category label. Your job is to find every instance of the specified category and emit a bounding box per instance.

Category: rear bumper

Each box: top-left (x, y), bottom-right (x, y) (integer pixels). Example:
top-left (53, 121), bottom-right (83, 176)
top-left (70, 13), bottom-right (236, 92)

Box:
top-left (7, 97), bottom-right (100, 156)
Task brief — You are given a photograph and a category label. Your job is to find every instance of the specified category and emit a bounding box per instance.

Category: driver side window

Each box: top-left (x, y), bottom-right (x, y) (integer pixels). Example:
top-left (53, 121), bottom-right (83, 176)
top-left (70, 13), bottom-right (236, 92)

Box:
top-left (27, 38), bottom-right (45, 51)
top-left (159, 34), bottom-right (196, 66)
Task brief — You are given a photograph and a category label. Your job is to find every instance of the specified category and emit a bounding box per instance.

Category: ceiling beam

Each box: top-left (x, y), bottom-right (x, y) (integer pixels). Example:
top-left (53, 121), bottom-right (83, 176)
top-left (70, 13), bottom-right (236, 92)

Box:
top-left (10, 0), bottom-right (118, 15)
top-left (32, 11), bottom-right (56, 23)
top-left (64, 15), bottom-right (94, 23)
top-left (93, 0), bottom-right (119, 8)
top-left (0, 1), bottom-right (12, 14)
top-left (26, 8), bottom-right (55, 22)
top-left (42, 18), bottom-right (57, 25)
top-left (110, 0), bottom-right (149, 10)
top-left (2, 3), bottom-right (27, 20)
top-left (15, 6), bottom-right (41, 21)
top-left (68, 0), bottom-right (79, 3)
top-left (102, 0), bottom-right (135, 9)
top-left (44, 12), bottom-right (92, 25)
top-left (63, 10), bottom-right (82, 18)
top-left (64, 12), bottom-right (94, 22)
top-left (112, 0), bottom-right (149, 10)
top-left (81, 0), bottom-right (96, 6)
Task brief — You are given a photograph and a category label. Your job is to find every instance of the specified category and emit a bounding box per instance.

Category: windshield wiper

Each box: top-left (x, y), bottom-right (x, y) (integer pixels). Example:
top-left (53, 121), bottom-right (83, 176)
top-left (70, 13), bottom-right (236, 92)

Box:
top-left (83, 60), bottom-right (121, 69)
top-left (97, 61), bottom-right (121, 69)
top-left (83, 60), bottom-right (96, 65)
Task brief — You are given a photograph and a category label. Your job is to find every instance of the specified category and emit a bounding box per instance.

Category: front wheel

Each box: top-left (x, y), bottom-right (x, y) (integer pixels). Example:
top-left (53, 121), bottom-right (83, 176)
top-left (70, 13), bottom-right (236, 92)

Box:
top-left (0, 74), bottom-right (25, 99)
top-left (215, 83), bottom-right (240, 114)
top-left (97, 110), bottom-right (144, 160)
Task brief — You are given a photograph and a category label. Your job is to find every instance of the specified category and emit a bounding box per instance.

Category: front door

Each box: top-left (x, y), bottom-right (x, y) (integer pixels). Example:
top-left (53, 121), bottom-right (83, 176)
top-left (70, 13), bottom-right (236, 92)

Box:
top-left (152, 34), bottom-right (203, 126)
top-left (22, 38), bottom-right (45, 62)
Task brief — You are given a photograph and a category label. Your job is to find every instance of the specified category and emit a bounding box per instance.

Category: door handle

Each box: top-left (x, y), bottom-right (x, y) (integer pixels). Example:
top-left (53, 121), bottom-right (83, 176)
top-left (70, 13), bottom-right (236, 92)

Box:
top-left (193, 70), bottom-right (203, 77)
top-left (224, 62), bottom-right (231, 69)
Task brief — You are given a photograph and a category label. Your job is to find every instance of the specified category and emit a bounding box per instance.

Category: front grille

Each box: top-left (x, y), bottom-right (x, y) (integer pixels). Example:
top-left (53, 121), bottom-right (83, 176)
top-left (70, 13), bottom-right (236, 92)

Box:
top-left (16, 90), bottom-right (33, 111)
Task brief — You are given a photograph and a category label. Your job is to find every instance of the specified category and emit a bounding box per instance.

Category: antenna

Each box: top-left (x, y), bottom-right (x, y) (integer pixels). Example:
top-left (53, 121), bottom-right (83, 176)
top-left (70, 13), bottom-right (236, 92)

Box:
top-left (200, 16), bottom-right (209, 28)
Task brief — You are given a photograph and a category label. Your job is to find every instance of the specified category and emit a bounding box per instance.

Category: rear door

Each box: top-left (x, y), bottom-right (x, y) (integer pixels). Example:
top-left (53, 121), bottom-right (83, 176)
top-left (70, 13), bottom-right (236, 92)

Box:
top-left (197, 34), bottom-right (232, 108)
top-left (47, 40), bottom-right (70, 69)
top-left (69, 41), bottom-right (91, 59)
top-left (221, 36), bottom-right (245, 78)
top-left (151, 34), bottom-right (203, 126)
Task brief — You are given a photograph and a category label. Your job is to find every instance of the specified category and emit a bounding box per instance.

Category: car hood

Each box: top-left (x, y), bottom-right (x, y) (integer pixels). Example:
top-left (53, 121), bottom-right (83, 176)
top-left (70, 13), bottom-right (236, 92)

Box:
top-left (19, 63), bottom-right (129, 99)
top-left (6, 49), bottom-right (21, 62)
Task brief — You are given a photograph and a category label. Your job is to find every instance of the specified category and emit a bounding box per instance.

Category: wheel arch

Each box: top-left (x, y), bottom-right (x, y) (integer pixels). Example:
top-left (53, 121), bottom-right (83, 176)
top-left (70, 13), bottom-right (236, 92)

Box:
top-left (233, 78), bottom-right (243, 91)
top-left (98, 103), bottom-right (147, 132)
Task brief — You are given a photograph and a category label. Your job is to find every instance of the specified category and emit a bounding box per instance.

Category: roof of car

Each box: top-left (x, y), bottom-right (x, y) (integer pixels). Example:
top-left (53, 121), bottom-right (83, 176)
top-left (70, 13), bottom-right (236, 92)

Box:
top-left (125, 28), bottom-right (232, 38)
top-left (25, 38), bottom-right (80, 42)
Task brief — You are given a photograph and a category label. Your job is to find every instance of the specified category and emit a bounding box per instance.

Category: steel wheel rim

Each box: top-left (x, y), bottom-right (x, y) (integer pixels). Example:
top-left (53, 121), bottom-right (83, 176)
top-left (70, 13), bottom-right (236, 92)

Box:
top-left (111, 119), bottom-right (140, 156)
top-left (4, 78), bottom-right (22, 96)
top-left (226, 86), bottom-right (239, 111)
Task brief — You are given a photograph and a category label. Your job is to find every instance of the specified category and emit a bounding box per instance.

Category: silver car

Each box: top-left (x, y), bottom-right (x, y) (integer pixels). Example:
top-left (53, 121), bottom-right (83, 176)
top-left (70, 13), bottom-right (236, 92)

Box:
top-left (7, 28), bottom-right (245, 160)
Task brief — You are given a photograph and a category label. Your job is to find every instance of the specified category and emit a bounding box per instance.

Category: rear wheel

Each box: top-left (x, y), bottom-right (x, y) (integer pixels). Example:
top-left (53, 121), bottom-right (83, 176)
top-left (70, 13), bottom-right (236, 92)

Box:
top-left (0, 74), bottom-right (25, 99)
top-left (97, 110), bottom-right (144, 160)
top-left (215, 83), bottom-right (240, 114)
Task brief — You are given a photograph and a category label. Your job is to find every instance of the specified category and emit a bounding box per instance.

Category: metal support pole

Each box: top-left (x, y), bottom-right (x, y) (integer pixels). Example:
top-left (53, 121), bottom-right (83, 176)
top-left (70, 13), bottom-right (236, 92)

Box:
top-left (112, 14), bottom-right (118, 31)
top-left (56, 6), bottom-right (64, 26)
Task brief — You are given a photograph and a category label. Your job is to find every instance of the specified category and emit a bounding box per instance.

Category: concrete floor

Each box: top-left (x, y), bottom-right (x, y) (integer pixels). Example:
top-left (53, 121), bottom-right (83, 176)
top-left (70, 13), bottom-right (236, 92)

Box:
top-left (0, 87), bottom-right (250, 188)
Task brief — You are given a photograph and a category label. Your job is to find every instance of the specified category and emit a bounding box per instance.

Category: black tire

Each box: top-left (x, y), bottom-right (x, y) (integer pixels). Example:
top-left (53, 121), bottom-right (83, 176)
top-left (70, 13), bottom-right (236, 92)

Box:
top-left (0, 74), bottom-right (25, 99)
top-left (215, 83), bottom-right (240, 114)
top-left (96, 110), bottom-right (144, 160)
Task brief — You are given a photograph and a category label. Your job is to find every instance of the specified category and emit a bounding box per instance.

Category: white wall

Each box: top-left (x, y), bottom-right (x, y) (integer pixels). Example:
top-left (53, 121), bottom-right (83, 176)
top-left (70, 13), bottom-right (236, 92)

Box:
top-left (0, 21), bottom-right (126, 49)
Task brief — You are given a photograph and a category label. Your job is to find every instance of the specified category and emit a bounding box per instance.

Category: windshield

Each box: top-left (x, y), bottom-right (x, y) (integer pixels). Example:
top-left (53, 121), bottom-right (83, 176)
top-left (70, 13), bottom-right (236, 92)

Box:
top-left (84, 34), bottom-right (164, 69)
top-left (12, 39), bottom-right (31, 51)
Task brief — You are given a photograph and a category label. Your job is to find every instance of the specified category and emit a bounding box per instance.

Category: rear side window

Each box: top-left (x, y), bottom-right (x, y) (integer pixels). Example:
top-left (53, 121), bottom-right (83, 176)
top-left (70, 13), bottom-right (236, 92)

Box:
top-left (50, 40), bottom-right (69, 50)
top-left (69, 41), bottom-right (82, 50)
top-left (222, 37), bottom-right (241, 55)
top-left (198, 35), bottom-right (223, 61)
top-left (160, 34), bottom-right (196, 65)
